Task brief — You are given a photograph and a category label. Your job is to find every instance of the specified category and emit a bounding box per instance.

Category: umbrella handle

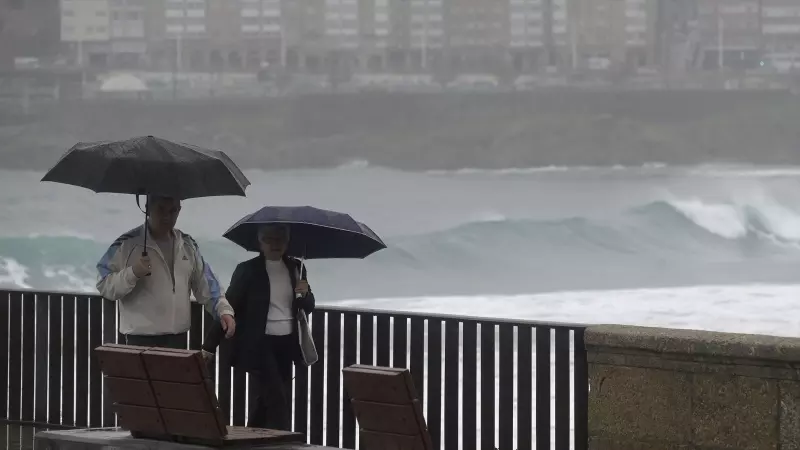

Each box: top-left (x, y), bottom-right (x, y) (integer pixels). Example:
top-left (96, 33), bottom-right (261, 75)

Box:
top-left (295, 256), bottom-right (306, 299)
top-left (141, 195), bottom-right (151, 276)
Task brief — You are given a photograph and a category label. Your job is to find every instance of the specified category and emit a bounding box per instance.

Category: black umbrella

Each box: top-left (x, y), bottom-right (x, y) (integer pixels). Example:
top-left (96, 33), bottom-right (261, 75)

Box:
top-left (42, 135), bottom-right (251, 256)
top-left (223, 206), bottom-right (386, 259)
top-left (41, 135), bottom-right (250, 199)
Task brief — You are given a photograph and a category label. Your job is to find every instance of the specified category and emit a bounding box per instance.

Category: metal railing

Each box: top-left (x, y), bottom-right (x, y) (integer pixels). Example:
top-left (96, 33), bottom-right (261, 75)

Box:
top-left (0, 289), bottom-right (588, 449)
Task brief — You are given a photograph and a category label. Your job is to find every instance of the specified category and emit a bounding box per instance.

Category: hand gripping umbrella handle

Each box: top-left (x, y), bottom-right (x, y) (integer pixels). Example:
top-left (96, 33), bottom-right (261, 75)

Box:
top-left (139, 194), bottom-right (151, 277)
top-left (295, 256), bottom-right (306, 299)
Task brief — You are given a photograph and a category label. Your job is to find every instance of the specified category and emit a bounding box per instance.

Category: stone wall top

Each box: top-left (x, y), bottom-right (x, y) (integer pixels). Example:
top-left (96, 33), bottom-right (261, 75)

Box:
top-left (585, 325), bottom-right (800, 363)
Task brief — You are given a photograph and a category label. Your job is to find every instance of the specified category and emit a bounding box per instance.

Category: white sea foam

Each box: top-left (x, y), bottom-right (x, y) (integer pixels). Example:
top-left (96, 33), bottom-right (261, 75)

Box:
top-left (0, 257), bottom-right (32, 289)
top-left (337, 283), bottom-right (800, 337)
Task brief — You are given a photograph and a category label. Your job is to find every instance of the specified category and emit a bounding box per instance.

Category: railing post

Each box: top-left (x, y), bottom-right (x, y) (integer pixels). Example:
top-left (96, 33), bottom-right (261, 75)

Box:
top-left (0, 291), bottom-right (9, 422)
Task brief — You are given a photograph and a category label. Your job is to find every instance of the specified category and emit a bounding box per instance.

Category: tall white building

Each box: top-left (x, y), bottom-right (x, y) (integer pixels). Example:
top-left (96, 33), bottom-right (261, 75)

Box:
top-left (239, 0), bottom-right (281, 36)
top-left (410, 0), bottom-right (444, 53)
top-left (551, 0), bottom-right (568, 45)
top-left (509, 0), bottom-right (545, 49)
top-left (60, 0), bottom-right (110, 66)
top-left (61, 0), bottom-right (110, 42)
top-left (165, 0), bottom-right (207, 36)
top-left (109, 0), bottom-right (146, 66)
top-left (163, 0), bottom-right (207, 70)
top-left (624, 0), bottom-right (649, 48)
top-left (325, 0), bottom-right (359, 49)
top-left (762, 0), bottom-right (800, 53)
top-left (696, 0), bottom-right (761, 69)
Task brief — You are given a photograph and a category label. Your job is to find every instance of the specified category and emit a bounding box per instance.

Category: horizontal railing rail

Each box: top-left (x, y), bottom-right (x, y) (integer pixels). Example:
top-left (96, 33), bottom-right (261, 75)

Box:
top-left (0, 288), bottom-right (588, 450)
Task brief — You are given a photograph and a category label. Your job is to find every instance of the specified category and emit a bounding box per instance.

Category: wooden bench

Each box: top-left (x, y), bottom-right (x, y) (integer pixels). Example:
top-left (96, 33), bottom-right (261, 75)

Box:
top-left (94, 343), bottom-right (305, 447)
top-left (342, 364), bottom-right (433, 450)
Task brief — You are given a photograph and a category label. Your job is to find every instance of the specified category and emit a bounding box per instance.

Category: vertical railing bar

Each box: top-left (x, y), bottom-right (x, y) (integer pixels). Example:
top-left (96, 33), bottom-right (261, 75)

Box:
top-left (8, 291), bottom-right (22, 422)
top-left (409, 317), bottom-right (425, 407)
top-left (74, 296), bottom-right (89, 427)
top-left (480, 322), bottom-right (496, 450)
top-left (535, 327), bottom-right (551, 449)
top-left (498, 324), bottom-right (514, 450)
top-left (101, 299), bottom-right (117, 427)
top-left (0, 291), bottom-right (9, 421)
top-left (88, 298), bottom-right (102, 427)
top-left (341, 313), bottom-right (358, 449)
top-left (554, 328), bottom-right (571, 449)
top-left (461, 320), bottom-right (477, 450)
top-left (61, 294), bottom-right (75, 427)
top-left (443, 319), bottom-right (460, 449)
top-left (325, 311), bottom-right (342, 447)
top-left (34, 293), bottom-right (49, 424)
top-left (517, 325), bottom-right (533, 450)
top-left (427, 318), bottom-right (442, 449)
top-left (309, 309), bottom-right (326, 445)
top-left (21, 292), bottom-right (36, 423)
top-left (573, 328), bottom-right (589, 450)
top-left (47, 293), bottom-right (63, 426)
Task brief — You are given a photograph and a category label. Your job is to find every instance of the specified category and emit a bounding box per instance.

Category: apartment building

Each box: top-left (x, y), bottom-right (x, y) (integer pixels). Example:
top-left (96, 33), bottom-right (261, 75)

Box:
top-left (761, 0), bottom-right (800, 53)
top-left (49, 0), bottom-right (683, 74)
top-left (109, 0), bottom-right (147, 67)
top-left (0, 0), bottom-right (61, 69)
top-left (696, 0), bottom-right (761, 69)
top-left (446, 0), bottom-right (509, 65)
top-left (409, 0), bottom-right (444, 67)
top-left (508, 0), bottom-right (547, 70)
top-left (60, 0), bottom-right (110, 66)
top-left (237, 0), bottom-right (283, 67)
top-left (559, 0), bottom-right (656, 70)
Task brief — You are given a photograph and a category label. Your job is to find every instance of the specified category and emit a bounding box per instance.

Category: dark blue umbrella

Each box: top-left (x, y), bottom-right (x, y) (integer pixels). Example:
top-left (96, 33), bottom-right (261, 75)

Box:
top-left (222, 206), bottom-right (387, 259)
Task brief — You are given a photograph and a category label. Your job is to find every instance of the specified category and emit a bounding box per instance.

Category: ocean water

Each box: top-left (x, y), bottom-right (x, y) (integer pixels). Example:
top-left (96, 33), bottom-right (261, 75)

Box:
top-left (5, 163), bottom-right (800, 450)
top-left (3, 162), bottom-right (800, 335)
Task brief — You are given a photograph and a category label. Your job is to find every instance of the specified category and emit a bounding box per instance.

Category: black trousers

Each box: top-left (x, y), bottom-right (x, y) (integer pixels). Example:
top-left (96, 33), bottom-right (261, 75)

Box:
top-left (124, 332), bottom-right (187, 349)
top-left (248, 334), bottom-right (295, 430)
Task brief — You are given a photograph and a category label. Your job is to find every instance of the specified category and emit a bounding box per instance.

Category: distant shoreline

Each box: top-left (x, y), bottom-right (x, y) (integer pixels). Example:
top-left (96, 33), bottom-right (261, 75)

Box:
top-left (1, 89), bottom-right (799, 171)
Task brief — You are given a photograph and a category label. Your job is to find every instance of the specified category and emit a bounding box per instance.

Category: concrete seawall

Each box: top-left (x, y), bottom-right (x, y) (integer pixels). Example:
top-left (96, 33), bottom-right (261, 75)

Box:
top-left (587, 325), bottom-right (800, 449)
top-left (1, 90), bottom-right (798, 171)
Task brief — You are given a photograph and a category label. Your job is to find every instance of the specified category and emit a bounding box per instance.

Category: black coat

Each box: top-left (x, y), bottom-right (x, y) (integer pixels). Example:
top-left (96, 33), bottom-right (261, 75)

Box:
top-left (202, 255), bottom-right (315, 371)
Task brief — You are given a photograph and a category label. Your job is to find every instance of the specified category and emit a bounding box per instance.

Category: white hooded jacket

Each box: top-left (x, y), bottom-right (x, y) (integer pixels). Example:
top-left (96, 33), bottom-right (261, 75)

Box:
top-left (96, 225), bottom-right (234, 335)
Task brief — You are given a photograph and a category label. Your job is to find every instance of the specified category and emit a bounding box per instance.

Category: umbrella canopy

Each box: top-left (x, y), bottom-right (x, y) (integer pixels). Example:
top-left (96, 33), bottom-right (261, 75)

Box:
top-left (223, 206), bottom-right (386, 259)
top-left (41, 135), bottom-right (250, 200)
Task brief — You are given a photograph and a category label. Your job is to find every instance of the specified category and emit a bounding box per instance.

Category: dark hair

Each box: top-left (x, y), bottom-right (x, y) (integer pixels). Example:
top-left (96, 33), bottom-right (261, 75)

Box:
top-left (257, 224), bottom-right (291, 241)
top-left (146, 195), bottom-right (179, 208)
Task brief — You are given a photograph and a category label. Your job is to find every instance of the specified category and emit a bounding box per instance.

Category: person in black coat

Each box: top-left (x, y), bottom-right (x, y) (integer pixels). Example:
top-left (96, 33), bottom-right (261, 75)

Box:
top-left (202, 224), bottom-right (315, 430)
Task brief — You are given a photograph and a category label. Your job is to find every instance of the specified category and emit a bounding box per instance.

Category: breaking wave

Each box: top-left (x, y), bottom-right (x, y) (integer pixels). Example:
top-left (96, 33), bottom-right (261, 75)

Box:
top-left (3, 195), bottom-right (800, 297)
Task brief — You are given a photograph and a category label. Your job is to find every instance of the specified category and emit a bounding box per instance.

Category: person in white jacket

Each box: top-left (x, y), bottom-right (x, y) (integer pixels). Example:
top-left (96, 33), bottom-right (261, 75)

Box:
top-left (96, 195), bottom-right (236, 349)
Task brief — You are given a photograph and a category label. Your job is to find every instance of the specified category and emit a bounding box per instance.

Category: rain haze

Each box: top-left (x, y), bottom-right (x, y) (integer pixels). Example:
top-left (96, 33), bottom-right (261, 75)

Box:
top-left (5, 0), bottom-right (800, 448)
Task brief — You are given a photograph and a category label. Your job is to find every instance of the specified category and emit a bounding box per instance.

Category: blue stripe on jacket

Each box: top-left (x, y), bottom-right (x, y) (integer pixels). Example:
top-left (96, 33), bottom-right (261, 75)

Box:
top-left (97, 228), bottom-right (140, 279)
top-left (202, 258), bottom-right (222, 320)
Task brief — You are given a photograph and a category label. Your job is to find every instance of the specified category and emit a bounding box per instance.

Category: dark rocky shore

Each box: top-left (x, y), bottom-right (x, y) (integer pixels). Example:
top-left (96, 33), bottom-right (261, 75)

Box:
top-left (1, 89), bottom-right (799, 171)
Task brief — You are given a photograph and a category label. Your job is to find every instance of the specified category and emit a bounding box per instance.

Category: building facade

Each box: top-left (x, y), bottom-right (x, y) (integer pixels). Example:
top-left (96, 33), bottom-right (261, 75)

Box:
top-left (46, 0), bottom-right (800, 75)
top-left (696, 0), bottom-right (761, 69)
top-left (761, 0), bottom-right (800, 53)
top-left (0, 0), bottom-right (61, 69)
top-left (60, 0), bottom-right (110, 67)
top-left (18, 0), bottom-right (800, 75)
